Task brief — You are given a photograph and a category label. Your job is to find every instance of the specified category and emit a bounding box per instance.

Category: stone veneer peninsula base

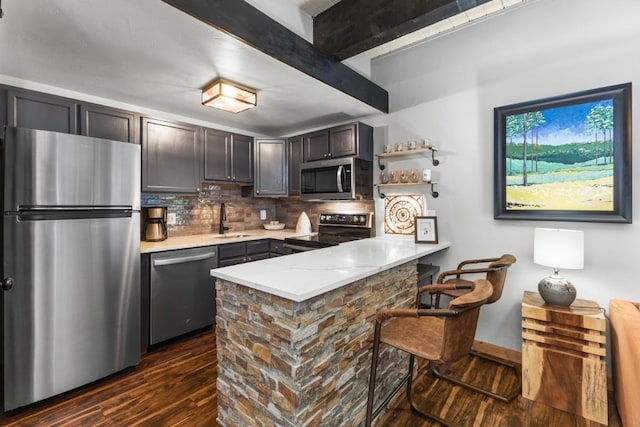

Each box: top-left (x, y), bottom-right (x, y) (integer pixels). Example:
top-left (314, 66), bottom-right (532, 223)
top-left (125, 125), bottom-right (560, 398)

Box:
top-left (215, 260), bottom-right (419, 426)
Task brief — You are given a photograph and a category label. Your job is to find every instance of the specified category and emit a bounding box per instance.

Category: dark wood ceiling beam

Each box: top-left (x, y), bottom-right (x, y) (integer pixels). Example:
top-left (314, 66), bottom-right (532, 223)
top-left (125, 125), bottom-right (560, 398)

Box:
top-left (162, 0), bottom-right (388, 113)
top-left (314, 0), bottom-right (492, 60)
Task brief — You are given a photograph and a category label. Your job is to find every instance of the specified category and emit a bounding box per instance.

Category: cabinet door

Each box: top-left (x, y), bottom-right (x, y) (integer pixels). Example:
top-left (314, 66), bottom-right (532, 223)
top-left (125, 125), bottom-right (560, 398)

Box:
top-left (230, 133), bottom-right (254, 183)
top-left (288, 135), bottom-right (303, 195)
top-left (203, 128), bottom-right (231, 182)
top-left (142, 117), bottom-right (201, 193)
top-left (255, 139), bottom-right (287, 197)
top-left (7, 89), bottom-right (78, 134)
top-left (329, 123), bottom-right (357, 158)
top-left (80, 104), bottom-right (138, 144)
top-left (303, 129), bottom-right (330, 161)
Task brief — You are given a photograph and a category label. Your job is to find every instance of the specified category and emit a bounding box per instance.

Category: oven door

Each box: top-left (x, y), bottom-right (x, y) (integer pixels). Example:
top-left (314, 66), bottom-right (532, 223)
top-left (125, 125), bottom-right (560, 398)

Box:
top-left (300, 158), bottom-right (353, 200)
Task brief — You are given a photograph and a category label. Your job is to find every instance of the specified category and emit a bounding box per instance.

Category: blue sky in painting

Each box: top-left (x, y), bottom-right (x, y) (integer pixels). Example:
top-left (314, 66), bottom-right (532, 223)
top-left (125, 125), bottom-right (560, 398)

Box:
top-left (510, 99), bottom-right (614, 146)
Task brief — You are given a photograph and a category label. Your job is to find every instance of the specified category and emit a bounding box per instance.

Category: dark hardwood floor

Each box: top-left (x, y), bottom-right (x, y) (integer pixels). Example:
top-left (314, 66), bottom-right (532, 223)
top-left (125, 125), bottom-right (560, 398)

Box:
top-left (0, 331), bottom-right (217, 427)
top-left (0, 331), bottom-right (621, 426)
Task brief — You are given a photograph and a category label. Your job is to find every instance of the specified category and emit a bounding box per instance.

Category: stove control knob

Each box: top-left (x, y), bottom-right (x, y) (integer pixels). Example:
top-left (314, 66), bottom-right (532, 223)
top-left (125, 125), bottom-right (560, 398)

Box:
top-left (359, 216), bottom-right (366, 223)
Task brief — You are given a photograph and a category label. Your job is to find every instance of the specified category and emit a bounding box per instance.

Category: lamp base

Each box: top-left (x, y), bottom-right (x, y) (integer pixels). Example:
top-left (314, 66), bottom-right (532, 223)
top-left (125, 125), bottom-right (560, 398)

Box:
top-left (538, 275), bottom-right (576, 306)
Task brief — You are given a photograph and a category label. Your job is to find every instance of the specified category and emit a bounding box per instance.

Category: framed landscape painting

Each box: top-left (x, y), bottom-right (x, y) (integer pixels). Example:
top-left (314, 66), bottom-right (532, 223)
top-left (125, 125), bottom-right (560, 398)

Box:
top-left (494, 83), bottom-right (632, 223)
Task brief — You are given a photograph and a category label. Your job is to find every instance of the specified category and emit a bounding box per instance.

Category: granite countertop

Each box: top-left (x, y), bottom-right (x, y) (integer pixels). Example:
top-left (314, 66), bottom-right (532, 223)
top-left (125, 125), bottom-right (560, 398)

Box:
top-left (210, 237), bottom-right (450, 302)
top-left (140, 229), bottom-right (316, 253)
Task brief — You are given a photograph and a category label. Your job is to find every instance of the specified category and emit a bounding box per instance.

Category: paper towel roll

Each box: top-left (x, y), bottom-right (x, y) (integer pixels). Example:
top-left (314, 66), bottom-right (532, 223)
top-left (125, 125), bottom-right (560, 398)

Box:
top-left (295, 211), bottom-right (312, 234)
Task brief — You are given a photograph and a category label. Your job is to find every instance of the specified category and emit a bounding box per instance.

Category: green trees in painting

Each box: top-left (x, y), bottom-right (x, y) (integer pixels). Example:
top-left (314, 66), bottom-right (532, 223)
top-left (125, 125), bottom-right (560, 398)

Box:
top-left (506, 111), bottom-right (546, 185)
top-left (585, 104), bottom-right (614, 165)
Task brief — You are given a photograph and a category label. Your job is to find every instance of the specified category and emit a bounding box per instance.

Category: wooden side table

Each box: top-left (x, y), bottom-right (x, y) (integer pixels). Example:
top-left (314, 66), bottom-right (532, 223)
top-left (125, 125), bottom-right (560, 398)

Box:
top-left (521, 291), bottom-right (607, 424)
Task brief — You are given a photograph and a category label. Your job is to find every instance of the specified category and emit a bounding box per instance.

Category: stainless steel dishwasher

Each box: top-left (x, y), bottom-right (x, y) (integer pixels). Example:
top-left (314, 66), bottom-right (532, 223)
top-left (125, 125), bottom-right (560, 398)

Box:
top-left (149, 246), bottom-right (217, 345)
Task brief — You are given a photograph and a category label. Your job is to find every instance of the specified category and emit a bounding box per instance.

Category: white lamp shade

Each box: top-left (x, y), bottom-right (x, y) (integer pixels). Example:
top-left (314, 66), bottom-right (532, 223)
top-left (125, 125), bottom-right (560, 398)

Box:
top-left (533, 228), bottom-right (584, 270)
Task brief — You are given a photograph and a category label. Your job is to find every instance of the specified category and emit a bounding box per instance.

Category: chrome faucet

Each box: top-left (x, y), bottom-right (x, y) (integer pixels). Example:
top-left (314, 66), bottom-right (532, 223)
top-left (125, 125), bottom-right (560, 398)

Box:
top-left (219, 203), bottom-right (229, 234)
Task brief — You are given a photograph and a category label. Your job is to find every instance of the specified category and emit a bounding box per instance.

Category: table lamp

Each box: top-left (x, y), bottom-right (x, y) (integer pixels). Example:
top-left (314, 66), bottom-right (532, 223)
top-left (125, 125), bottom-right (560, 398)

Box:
top-left (533, 228), bottom-right (584, 306)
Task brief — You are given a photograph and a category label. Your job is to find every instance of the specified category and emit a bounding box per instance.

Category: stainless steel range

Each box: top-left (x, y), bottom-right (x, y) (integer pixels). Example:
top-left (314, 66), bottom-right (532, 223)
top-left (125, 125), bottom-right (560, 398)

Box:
top-left (284, 212), bottom-right (374, 252)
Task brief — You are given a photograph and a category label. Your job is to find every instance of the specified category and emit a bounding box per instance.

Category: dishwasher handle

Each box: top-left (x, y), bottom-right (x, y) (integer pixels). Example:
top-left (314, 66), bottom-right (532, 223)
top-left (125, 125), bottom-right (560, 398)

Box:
top-left (152, 251), bottom-right (217, 267)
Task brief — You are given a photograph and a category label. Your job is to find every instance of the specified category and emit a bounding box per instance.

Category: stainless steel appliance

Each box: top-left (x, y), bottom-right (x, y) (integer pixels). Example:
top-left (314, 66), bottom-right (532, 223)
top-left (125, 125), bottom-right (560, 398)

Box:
top-left (142, 206), bottom-right (168, 241)
top-left (149, 246), bottom-right (217, 346)
top-left (300, 157), bottom-right (373, 200)
top-left (283, 212), bottom-right (374, 252)
top-left (1, 127), bottom-right (141, 411)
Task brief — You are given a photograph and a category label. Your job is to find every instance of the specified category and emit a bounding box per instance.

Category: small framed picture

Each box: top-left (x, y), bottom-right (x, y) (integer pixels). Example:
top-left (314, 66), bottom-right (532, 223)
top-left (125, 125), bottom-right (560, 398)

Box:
top-left (415, 216), bottom-right (438, 244)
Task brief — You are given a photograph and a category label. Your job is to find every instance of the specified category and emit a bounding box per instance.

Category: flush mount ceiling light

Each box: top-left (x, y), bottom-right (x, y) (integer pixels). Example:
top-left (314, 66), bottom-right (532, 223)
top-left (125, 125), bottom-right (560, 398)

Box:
top-left (201, 79), bottom-right (256, 113)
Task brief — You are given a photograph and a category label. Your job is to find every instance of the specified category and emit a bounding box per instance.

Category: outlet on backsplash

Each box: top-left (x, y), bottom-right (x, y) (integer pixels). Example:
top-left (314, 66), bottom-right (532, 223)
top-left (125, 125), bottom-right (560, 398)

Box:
top-left (167, 213), bottom-right (177, 225)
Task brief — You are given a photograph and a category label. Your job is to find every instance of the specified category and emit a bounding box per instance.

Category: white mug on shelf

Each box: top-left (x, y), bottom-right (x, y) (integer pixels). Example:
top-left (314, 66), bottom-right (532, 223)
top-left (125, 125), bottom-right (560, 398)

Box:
top-left (422, 168), bottom-right (432, 183)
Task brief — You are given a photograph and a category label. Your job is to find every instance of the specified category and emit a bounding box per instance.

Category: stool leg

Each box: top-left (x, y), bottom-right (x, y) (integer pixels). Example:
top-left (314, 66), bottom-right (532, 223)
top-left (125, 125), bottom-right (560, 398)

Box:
top-left (406, 358), bottom-right (454, 427)
top-left (365, 322), bottom-right (382, 427)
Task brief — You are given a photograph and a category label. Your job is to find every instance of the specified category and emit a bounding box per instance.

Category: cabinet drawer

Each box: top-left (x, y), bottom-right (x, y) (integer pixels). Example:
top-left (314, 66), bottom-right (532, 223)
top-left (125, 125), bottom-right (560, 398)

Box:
top-left (218, 242), bottom-right (246, 260)
top-left (246, 239), bottom-right (270, 255)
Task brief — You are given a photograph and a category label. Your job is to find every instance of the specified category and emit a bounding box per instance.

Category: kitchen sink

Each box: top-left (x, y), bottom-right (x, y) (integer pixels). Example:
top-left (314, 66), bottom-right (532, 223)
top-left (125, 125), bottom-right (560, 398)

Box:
top-left (216, 233), bottom-right (251, 239)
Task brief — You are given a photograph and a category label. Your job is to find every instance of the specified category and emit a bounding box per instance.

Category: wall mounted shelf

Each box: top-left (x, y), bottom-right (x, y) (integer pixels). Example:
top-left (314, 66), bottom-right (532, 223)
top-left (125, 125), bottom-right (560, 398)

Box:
top-left (376, 146), bottom-right (439, 170)
top-left (375, 182), bottom-right (438, 198)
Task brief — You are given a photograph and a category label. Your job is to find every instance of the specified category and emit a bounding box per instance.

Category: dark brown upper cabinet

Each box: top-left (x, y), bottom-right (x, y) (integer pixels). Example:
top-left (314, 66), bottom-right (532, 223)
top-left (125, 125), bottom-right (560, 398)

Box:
top-left (80, 104), bottom-right (138, 144)
top-left (141, 117), bottom-right (202, 193)
top-left (254, 139), bottom-right (288, 197)
top-left (203, 128), bottom-right (253, 185)
top-left (4, 87), bottom-right (138, 145)
top-left (288, 134), bottom-right (303, 195)
top-left (302, 122), bottom-right (373, 162)
top-left (7, 88), bottom-right (78, 134)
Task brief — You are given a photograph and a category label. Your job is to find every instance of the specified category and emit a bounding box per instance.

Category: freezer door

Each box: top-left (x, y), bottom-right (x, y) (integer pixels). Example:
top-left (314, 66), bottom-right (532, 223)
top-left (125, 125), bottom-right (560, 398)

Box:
top-left (2, 213), bottom-right (141, 411)
top-left (3, 127), bottom-right (141, 211)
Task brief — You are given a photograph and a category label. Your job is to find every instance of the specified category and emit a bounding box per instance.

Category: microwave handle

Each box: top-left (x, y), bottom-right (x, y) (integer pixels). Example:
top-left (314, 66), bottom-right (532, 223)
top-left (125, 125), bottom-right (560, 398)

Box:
top-left (336, 165), bottom-right (345, 192)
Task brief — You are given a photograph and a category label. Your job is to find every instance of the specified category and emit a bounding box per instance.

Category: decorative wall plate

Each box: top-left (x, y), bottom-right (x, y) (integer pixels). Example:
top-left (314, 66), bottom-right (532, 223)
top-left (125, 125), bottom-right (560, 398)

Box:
top-left (384, 194), bottom-right (425, 235)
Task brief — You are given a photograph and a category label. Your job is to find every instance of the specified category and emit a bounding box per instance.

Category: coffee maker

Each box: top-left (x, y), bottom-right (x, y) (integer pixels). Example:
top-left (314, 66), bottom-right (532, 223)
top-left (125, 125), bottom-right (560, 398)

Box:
top-left (142, 206), bottom-right (168, 242)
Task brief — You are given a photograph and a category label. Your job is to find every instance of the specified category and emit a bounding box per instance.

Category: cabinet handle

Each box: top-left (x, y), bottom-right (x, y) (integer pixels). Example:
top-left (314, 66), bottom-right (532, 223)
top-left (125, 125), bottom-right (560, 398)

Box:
top-left (227, 176), bottom-right (231, 180)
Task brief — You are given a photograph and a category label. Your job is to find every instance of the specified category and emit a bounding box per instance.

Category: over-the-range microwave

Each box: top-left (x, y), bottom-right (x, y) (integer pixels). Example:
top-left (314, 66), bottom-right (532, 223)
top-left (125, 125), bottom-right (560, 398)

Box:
top-left (300, 157), bottom-right (373, 200)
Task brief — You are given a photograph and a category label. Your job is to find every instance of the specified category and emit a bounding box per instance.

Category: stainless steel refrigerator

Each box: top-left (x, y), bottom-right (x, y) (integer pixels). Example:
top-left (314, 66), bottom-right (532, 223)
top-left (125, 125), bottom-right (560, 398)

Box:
top-left (1, 127), bottom-right (141, 411)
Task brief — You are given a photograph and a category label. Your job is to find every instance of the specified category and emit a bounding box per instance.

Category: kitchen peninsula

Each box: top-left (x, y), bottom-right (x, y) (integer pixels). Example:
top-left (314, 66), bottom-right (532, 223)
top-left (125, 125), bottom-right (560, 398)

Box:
top-left (211, 237), bottom-right (449, 426)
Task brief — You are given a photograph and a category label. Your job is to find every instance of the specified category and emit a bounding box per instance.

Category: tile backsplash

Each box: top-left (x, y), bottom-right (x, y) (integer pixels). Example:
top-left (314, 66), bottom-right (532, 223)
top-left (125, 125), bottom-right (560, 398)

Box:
top-left (142, 185), bottom-right (375, 237)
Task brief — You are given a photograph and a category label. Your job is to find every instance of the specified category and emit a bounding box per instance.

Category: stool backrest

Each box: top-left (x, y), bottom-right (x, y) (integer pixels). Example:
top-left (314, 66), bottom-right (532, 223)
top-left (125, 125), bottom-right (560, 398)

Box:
top-left (485, 254), bottom-right (516, 305)
top-left (440, 279), bottom-right (493, 363)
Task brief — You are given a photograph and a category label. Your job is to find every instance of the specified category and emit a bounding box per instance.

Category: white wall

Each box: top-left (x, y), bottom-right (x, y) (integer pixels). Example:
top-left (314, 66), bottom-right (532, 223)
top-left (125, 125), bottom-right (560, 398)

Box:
top-left (366, 0), bottom-right (640, 352)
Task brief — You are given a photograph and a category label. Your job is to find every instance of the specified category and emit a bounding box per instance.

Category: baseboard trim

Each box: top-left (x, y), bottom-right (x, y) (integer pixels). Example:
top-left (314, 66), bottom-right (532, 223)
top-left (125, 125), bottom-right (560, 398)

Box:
top-left (472, 340), bottom-right (522, 366)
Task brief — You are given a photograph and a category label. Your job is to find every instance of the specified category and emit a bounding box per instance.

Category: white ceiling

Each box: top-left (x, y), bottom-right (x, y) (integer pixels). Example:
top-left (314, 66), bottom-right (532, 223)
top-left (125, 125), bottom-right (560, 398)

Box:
top-left (0, 0), bottom-right (378, 136)
top-left (0, 0), bottom-right (524, 137)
